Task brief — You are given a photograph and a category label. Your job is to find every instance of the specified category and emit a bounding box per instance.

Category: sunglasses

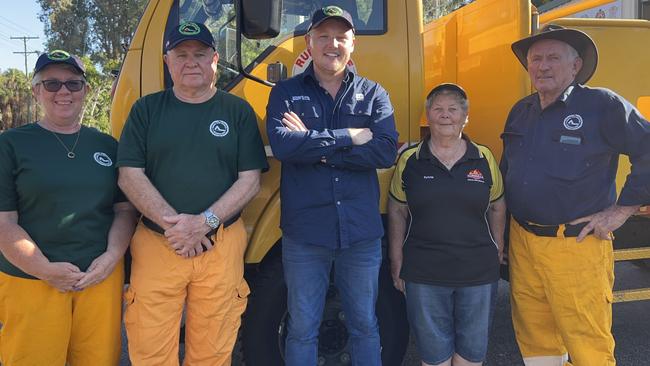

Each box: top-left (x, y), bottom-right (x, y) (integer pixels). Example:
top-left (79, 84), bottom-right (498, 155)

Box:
top-left (39, 79), bottom-right (85, 92)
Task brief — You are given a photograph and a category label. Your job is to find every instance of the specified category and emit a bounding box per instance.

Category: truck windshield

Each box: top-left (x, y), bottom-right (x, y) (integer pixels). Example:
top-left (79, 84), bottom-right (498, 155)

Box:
top-left (174, 0), bottom-right (385, 89)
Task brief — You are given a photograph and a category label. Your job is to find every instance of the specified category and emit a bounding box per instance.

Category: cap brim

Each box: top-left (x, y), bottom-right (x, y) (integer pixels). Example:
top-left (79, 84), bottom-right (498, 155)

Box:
top-left (511, 27), bottom-right (598, 85)
top-left (308, 16), bottom-right (355, 33)
top-left (34, 59), bottom-right (85, 76)
top-left (427, 83), bottom-right (468, 99)
top-left (165, 37), bottom-right (215, 53)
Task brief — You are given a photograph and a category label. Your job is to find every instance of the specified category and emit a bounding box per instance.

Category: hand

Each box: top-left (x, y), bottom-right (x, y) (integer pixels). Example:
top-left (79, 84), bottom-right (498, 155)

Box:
top-left (73, 251), bottom-right (120, 291)
top-left (570, 204), bottom-right (640, 242)
top-left (282, 112), bottom-right (308, 132)
top-left (162, 214), bottom-right (214, 257)
top-left (390, 259), bottom-right (405, 293)
top-left (38, 262), bottom-right (85, 292)
top-left (348, 128), bottom-right (373, 145)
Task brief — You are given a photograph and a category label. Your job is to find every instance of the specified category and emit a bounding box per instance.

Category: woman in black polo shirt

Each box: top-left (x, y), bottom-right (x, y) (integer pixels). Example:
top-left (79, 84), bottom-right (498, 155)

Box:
top-left (0, 51), bottom-right (137, 365)
top-left (388, 83), bottom-right (506, 366)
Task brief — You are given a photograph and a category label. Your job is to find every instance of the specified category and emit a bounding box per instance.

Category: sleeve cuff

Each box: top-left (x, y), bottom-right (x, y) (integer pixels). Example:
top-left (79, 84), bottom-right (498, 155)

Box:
top-left (332, 128), bottom-right (353, 148)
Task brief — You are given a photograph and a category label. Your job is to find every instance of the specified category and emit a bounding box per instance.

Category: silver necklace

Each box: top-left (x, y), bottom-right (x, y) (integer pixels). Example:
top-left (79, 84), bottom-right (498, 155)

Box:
top-left (48, 125), bottom-right (82, 159)
top-left (429, 139), bottom-right (464, 167)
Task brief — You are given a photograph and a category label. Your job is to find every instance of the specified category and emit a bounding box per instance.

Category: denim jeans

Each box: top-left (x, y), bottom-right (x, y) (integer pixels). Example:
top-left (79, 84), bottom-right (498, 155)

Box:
top-left (405, 282), bottom-right (493, 364)
top-left (282, 236), bottom-right (382, 366)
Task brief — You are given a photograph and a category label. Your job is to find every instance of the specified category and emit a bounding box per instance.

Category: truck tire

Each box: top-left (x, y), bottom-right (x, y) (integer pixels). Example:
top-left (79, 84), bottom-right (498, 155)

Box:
top-left (241, 242), bottom-right (409, 366)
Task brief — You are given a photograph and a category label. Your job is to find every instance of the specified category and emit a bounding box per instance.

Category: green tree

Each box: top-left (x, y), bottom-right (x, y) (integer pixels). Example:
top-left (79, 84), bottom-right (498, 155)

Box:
top-left (0, 69), bottom-right (38, 131)
top-left (422, 0), bottom-right (474, 24)
top-left (36, 0), bottom-right (146, 133)
top-left (37, 0), bottom-right (92, 56)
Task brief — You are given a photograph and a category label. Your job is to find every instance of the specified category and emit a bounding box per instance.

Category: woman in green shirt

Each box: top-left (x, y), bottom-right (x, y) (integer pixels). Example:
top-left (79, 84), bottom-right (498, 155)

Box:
top-left (0, 50), bottom-right (138, 365)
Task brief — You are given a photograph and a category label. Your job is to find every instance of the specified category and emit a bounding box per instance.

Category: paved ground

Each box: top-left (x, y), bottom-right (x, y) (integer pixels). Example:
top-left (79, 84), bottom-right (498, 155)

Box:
top-left (120, 261), bottom-right (649, 365)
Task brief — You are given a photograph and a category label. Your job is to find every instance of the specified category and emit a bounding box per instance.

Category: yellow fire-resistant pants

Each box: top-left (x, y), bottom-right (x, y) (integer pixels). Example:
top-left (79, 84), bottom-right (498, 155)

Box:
top-left (125, 219), bottom-right (250, 366)
top-left (0, 260), bottom-right (124, 366)
top-left (509, 219), bottom-right (616, 366)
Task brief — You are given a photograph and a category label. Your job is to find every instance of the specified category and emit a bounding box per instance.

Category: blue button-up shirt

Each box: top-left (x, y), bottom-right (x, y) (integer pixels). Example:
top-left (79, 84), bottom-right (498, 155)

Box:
top-left (266, 64), bottom-right (398, 248)
top-left (501, 84), bottom-right (650, 225)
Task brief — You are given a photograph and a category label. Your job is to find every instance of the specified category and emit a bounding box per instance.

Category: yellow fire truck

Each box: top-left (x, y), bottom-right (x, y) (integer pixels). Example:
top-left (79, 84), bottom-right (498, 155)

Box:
top-left (112, 0), bottom-right (650, 364)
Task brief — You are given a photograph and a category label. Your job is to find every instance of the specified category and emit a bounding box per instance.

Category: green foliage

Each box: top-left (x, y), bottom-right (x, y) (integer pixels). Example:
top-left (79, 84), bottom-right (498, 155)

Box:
top-left (422, 0), bottom-right (474, 24)
top-left (33, 0), bottom-right (146, 133)
top-left (0, 69), bottom-right (38, 131)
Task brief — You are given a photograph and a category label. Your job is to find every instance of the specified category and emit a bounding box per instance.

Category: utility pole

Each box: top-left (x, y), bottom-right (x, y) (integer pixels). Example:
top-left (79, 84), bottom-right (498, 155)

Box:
top-left (11, 36), bottom-right (39, 123)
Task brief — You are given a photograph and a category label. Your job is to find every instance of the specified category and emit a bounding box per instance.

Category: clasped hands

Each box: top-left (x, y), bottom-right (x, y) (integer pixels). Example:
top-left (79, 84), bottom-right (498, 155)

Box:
top-left (162, 213), bottom-right (214, 258)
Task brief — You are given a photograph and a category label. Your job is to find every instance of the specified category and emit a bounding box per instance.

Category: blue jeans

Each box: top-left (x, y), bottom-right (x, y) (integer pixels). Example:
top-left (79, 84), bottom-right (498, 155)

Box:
top-left (405, 282), bottom-right (492, 364)
top-left (282, 236), bottom-right (382, 366)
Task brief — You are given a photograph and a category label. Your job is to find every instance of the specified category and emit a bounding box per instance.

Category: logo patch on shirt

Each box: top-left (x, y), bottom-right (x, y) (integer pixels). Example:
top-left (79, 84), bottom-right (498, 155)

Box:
top-left (291, 95), bottom-right (311, 102)
top-left (209, 120), bottom-right (229, 137)
top-left (423, 175), bottom-right (435, 180)
top-left (563, 114), bottom-right (583, 130)
top-left (467, 169), bottom-right (485, 183)
top-left (93, 152), bottom-right (113, 167)
top-left (355, 93), bottom-right (364, 101)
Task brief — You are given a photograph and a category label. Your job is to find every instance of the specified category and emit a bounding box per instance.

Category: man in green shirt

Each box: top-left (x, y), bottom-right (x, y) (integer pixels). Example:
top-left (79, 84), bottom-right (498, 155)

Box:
top-left (117, 22), bottom-right (268, 366)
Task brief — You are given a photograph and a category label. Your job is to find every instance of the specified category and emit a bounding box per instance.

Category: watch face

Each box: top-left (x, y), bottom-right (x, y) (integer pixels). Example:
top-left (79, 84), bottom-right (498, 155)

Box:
top-left (204, 211), bottom-right (220, 229)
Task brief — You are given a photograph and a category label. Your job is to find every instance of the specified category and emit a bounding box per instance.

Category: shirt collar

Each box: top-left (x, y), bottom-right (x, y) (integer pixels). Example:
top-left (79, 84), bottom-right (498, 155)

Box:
top-left (416, 134), bottom-right (482, 161)
top-left (300, 62), bottom-right (355, 85)
top-left (525, 83), bottom-right (582, 110)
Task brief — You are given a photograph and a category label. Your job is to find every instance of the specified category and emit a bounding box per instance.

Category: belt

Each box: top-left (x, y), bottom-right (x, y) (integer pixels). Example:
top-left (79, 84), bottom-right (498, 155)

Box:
top-left (513, 216), bottom-right (589, 238)
top-left (141, 213), bottom-right (240, 238)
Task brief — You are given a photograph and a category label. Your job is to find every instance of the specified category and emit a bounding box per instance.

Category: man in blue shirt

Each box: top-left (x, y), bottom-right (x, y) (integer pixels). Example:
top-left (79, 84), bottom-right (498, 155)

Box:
top-left (266, 5), bottom-right (397, 366)
top-left (502, 25), bottom-right (650, 366)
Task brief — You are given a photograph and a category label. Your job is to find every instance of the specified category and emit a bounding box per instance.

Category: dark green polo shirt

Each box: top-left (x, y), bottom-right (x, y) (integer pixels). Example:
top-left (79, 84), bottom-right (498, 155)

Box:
top-left (0, 124), bottom-right (125, 279)
top-left (116, 89), bottom-right (268, 214)
top-left (389, 136), bottom-right (503, 286)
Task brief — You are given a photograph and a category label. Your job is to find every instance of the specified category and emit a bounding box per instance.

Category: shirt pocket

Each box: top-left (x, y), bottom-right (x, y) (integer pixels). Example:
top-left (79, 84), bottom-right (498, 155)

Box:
top-left (543, 130), bottom-right (610, 182)
top-left (501, 130), bottom-right (526, 160)
top-left (340, 100), bottom-right (372, 128)
top-left (292, 101), bottom-right (323, 130)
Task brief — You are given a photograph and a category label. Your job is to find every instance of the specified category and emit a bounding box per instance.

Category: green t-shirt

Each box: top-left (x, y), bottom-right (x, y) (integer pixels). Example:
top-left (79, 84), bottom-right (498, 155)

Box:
top-left (117, 89), bottom-right (268, 214)
top-left (0, 124), bottom-right (125, 279)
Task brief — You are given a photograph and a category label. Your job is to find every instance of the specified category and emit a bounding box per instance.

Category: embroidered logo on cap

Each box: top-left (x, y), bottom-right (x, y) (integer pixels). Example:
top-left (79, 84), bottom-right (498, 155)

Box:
top-left (467, 169), bottom-right (485, 183)
top-left (93, 152), bottom-right (113, 167)
top-left (210, 120), bottom-right (229, 137)
top-left (48, 50), bottom-right (71, 61)
top-left (179, 22), bottom-right (201, 35)
top-left (563, 114), bottom-right (583, 130)
top-left (323, 6), bottom-right (343, 16)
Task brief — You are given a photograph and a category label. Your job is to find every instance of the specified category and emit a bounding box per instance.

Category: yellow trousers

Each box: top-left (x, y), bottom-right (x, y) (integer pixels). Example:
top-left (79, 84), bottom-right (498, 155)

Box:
top-left (509, 219), bottom-right (615, 366)
top-left (125, 220), bottom-right (249, 366)
top-left (0, 260), bottom-right (124, 366)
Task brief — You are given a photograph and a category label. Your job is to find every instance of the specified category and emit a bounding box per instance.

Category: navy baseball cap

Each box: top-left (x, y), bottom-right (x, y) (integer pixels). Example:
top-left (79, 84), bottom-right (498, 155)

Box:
top-left (308, 5), bottom-right (355, 33)
top-left (427, 83), bottom-right (468, 100)
top-left (33, 50), bottom-right (86, 76)
top-left (165, 21), bottom-right (216, 53)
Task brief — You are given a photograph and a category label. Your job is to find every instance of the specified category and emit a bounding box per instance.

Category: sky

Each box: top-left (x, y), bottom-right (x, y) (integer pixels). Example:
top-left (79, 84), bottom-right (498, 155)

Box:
top-left (0, 0), bottom-right (46, 74)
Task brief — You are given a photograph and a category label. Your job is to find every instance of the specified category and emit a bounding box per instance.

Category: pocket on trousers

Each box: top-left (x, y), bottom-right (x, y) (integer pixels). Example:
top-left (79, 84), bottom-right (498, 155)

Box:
top-left (231, 281), bottom-right (250, 328)
top-left (123, 286), bottom-right (138, 331)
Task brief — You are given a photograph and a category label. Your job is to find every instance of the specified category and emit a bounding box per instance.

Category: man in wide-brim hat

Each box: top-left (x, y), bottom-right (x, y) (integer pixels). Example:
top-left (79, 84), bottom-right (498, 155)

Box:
top-left (501, 25), bottom-right (650, 365)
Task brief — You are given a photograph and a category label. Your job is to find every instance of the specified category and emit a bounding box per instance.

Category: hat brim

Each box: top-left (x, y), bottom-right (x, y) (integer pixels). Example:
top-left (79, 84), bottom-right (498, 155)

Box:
top-left (308, 16), bottom-right (355, 33)
top-left (34, 60), bottom-right (86, 76)
top-left (165, 37), bottom-right (215, 53)
top-left (511, 27), bottom-right (598, 85)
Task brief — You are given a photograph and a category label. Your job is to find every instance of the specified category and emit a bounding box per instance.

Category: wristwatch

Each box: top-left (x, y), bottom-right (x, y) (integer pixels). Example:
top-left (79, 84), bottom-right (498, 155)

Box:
top-left (202, 209), bottom-right (221, 230)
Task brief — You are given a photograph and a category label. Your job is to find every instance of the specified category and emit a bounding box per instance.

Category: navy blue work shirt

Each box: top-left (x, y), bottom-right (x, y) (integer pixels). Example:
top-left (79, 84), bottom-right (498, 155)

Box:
top-left (501, 84), bottom-right (650, 225)
top-left (266, 64), bottom-right (398, 248)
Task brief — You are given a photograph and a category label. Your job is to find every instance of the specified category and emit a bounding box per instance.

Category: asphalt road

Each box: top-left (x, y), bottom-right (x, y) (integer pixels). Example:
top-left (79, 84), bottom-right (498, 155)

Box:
top-left (120, 261), bottom-right (649, 366)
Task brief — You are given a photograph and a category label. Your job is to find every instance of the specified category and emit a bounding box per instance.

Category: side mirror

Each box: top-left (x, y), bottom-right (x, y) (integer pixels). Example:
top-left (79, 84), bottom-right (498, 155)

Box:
top-left (240, 0), bottom-right (282, 39)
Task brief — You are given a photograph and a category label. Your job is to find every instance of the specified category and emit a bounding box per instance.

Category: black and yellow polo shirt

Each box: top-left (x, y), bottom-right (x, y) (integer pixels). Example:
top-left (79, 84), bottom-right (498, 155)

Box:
top-left (389, 136), bottom-right (504, 286)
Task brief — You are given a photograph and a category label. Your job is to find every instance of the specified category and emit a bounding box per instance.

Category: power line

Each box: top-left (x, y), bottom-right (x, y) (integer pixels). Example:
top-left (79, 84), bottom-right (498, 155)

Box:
top-left (0, 14), bottom-right (35, 34)
top-left (11, 36), bottom-right (39, 123)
